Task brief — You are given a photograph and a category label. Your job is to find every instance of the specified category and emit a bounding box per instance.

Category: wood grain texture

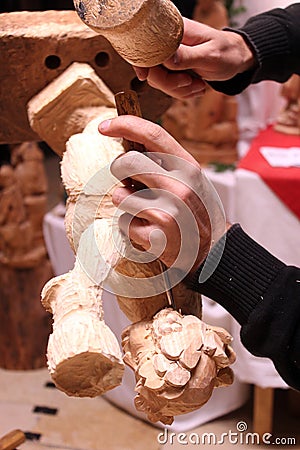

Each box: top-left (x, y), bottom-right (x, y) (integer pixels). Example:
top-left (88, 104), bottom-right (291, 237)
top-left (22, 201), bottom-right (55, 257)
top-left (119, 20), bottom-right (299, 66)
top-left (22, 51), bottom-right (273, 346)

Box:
top-left (122, 308), bottom-right (236, 425)
top-left (0, 10), bottom-right (171, 145)
top-left (161, 0), bottom-right (238, 165)
top-left (74, 0), bottom-right (183, 66)
top-left (0, 430), bottom-right (26, 450)
top-left (0, 142), bottom-right (52, 369)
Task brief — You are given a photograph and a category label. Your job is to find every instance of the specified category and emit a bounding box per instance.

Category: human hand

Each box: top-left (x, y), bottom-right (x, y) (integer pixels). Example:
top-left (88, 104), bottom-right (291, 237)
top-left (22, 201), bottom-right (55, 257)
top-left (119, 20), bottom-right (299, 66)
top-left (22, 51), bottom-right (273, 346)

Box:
top-left (99, 116), bottom-right (226, 274)
top-left (134, 18), bottom-right (255, 99)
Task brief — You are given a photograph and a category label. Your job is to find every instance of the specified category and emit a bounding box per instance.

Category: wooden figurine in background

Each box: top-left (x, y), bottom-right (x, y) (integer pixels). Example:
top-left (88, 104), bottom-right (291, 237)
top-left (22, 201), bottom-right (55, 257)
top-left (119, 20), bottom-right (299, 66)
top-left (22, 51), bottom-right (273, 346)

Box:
top-left (162, 0), bottom-right (239, 165)
top-left (274, 74), bottom-right (300, 135)
top-left (0, 142), bottom-right (52, 369)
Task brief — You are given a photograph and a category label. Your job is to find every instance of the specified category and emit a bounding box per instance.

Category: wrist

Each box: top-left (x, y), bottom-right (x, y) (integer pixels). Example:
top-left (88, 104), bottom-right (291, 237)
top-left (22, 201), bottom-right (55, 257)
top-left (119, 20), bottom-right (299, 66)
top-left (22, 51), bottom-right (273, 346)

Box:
top-left (233, 32), bottom-right (256, 73)
top-left (224, 29), bottom-right (257, 74)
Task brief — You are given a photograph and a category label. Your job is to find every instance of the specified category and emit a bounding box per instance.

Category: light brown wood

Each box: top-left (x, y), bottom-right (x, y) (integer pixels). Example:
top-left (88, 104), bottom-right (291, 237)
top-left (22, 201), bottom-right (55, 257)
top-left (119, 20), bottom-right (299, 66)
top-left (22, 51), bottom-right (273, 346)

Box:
top-left (288, 388), bottom-right (300, 416)
top-left (274, 74), bottom-right (300, 135)
top-left (30, 65), bottom-right (233, 422)
top-left (0, 429), bottom-right (26, 450)
top-left (0, 142), bottom-right (52, 370)
top-left (74, 0), bottom-right (183, 67)
top-left (0, 10), bottom-right (171, 145)
top-left (253, 386), bottom-right (274, 437)
top-left (122, 308), bottom-right (235, 425)
top-left (28, 62), bottom-right (115, 156)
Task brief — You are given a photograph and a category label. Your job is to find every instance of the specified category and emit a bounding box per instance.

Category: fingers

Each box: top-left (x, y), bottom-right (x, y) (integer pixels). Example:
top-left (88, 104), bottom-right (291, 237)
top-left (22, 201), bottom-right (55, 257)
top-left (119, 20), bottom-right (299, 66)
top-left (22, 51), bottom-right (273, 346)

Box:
top-left (112, 184), bottom-right (181, 221)
top-left (110, 151), bottom-right (168, 190)
top-left (99, 116), bottom-right (197, 164)
top-left (145, 65), bottom-right (206, 99)
top-left (118, 212), bottom-right (179, 266)
top-left (181, 18), bottom-right (211, 46)
top-left (118, 213), bottom-right (152, 251)
top-left (133, 66), bottom-right (149, 81)
top-left (164, 45), bottom-right (208, 73)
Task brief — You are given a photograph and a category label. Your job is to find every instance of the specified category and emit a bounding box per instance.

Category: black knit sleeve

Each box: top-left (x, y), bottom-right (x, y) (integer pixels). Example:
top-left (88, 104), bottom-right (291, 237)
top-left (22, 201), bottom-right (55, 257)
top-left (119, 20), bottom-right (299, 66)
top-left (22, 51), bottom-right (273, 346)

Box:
top-left (209, 4), bottom-right (300, 95)
top-left (186, 224), bottom-right (300, 391)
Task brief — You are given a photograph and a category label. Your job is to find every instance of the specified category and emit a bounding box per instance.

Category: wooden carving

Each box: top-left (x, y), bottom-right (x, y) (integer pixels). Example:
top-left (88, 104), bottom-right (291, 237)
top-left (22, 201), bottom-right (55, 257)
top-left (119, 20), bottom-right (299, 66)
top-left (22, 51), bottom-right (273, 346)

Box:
top-left (28, 62), bottom-right (234, 422)
top-left (123, 308), bottom-right (235, 425)
top-left (0, 10), bottom-right (171, 146)
top-left (274, 74), bottom-right (300, 135)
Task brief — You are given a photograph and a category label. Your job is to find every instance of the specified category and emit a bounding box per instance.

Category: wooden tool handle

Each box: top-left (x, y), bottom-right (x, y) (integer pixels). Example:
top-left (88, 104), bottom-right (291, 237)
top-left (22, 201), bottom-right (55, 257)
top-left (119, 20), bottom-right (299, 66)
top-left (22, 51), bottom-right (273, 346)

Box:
top-left (114, 90), bottom-right (176, 309)
top-left (115, 91), bottom-right (146, 153)
top-left (0, 430), bottom-right (26, 450)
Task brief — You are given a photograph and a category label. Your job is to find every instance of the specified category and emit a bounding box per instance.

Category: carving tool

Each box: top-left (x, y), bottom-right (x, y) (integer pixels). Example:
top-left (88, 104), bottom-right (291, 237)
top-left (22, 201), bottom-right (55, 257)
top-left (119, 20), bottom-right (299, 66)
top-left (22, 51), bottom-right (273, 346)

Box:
top-left (114, 90), bottom-right (177, 310)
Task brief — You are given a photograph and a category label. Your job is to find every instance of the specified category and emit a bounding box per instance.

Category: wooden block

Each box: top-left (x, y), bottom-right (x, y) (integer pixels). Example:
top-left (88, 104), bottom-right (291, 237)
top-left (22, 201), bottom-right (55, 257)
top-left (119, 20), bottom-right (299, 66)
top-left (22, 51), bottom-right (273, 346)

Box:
top-left (0, 429), bottom-right (26, 450)
top-left (28, 62), bottom-right (116, 155)
top-left (0, 11), bottom-right (171, 145)
top-left (253, 386), bottom-right (274, 437)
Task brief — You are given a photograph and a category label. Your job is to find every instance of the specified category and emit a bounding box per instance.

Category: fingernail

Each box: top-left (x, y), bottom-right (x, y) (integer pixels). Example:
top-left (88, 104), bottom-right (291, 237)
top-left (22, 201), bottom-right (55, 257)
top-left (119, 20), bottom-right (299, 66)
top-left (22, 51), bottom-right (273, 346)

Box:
top-left (99, 119), bottom-right (111, 132)
top-left (135, 67), bottom-right (148, 80)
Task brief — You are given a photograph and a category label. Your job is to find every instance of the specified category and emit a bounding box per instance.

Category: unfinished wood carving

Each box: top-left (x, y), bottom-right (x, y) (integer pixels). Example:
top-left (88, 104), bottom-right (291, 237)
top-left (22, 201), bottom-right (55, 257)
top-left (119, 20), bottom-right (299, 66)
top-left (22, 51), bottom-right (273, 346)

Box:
top-left (31, 63), bottom-right (234, 421)
top-left (123, 308), bottom-right (235, 425)
top-left (274, 74), bottom-right (300, 135)
top-left (0, 143), bottom-right (48, 268)
top-left (74, 0), bottom-right (183, 67)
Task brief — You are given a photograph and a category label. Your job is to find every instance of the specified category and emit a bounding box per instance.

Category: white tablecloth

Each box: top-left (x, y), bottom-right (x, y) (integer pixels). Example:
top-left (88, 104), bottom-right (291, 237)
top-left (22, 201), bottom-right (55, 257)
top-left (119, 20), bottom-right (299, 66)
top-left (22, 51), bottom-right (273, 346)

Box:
top-left (205, 167), bottom-right (300, 389)
top-left (230, 168), bottom-right (300, 388)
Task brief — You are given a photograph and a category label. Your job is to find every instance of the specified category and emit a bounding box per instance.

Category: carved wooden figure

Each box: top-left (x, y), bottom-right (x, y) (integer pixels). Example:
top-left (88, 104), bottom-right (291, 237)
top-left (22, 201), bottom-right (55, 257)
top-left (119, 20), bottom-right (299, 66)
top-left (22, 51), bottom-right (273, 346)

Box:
top-left (0, 143), bottom-right (52, 369)
top-left (274, 74), bottom-right (300, 135)
top-left (0, 10), bottom-right (171, 145)
top-left (123, 308), bottom-right (235, 425)
top-left (28, 62), bottom-right (235, 423)
top-left (0, 9), bottom-right (170, 370)
top-left (1, 7), bottom-right (236, 420)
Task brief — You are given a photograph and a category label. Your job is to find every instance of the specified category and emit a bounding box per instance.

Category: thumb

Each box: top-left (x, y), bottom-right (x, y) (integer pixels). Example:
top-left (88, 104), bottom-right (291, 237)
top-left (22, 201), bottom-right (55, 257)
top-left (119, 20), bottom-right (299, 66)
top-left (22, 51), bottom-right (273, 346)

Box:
top-left (163, 44), bottom-right (206, 72)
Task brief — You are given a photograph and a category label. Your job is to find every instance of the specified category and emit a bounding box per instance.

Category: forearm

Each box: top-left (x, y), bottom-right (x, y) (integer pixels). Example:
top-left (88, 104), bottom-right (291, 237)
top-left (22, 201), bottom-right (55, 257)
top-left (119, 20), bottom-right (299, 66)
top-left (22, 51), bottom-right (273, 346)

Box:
top-left (209, 4), bottom-right (300, 95)
top-left (186, 224), bottom-right (300, 390)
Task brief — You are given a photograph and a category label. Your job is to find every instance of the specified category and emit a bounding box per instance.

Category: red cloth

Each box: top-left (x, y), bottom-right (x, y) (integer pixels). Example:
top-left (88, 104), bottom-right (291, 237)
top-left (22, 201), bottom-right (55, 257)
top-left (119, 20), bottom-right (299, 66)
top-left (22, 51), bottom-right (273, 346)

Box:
top-left (238, 125), bottom-right (300, 220)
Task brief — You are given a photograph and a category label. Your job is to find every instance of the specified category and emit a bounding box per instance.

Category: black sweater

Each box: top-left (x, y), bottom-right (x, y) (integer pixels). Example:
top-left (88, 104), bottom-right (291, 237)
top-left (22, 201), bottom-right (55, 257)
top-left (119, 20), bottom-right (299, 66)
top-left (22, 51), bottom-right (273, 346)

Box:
top-left (210, 3), bottom-right (300, 95)
top-left (188, 5), bottom-right (300, 390)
